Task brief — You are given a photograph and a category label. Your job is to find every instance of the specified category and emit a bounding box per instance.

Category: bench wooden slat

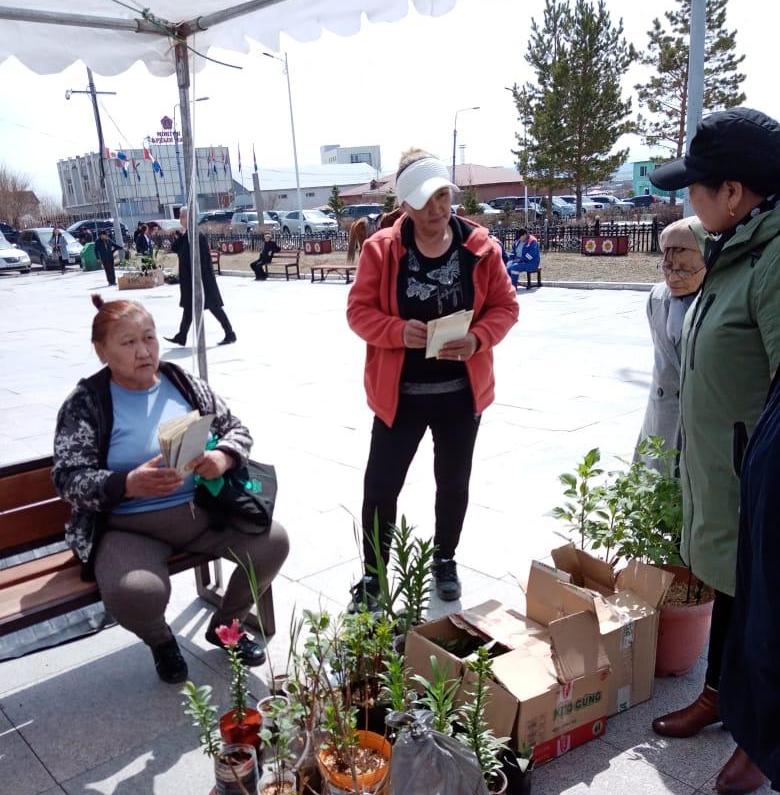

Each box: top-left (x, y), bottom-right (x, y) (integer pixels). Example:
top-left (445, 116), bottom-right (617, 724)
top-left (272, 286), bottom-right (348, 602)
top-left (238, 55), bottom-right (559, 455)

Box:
top-left (0, 500), bottom-right (72, 554)
top-left (0, 549), bottom-right (75, 589)
top-left (0, 466), bottom-right (57, 511)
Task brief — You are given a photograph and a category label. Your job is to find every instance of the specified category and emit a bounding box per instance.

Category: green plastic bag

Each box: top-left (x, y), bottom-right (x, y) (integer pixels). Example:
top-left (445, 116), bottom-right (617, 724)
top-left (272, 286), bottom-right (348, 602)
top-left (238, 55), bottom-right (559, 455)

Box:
top-left (81, 242), bottom-right (100, 271)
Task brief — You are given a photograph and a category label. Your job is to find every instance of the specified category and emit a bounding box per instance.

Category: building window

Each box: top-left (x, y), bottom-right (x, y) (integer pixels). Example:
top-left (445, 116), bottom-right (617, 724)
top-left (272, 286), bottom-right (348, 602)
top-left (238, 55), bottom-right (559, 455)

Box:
top-left (350, 152), bottom-right (373, 166)
top-left (278, 193), bottom-right (288, 199)
top-left (305, 191), bottom-right (315, 198)
top-left (640, 165), bottom-right (648, 177)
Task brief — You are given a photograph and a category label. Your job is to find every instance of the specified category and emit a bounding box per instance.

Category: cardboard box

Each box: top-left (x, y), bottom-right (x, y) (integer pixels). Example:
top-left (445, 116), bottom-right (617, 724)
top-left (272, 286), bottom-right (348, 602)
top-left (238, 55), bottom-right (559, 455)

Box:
top-left (406, 573), bottom-right (612, 765)
top-left (549, 544), bottom-right (675, 714)
top-left (117, 269), bottom-right (164, 290)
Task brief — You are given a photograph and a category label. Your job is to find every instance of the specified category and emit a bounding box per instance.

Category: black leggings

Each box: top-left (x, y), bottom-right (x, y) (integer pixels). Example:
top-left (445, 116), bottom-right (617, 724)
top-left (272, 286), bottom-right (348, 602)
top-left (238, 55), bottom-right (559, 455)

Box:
top-left (361, 389), bottom-right (481, 573)
top-left (705, 590), bottom-right (734, 690)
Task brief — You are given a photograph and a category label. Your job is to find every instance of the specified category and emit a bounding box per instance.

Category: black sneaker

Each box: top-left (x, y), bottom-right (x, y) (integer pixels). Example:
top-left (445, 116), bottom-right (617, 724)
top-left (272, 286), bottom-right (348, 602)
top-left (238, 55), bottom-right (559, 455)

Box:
top-left (164, 335), bottom-right (186, 346)
top-left (218, 332), bottom-right (237, 346)
top-left (348, 575), bottom-right (380, 614)
top-left (433, 558), bottom-right (462, 602)
top-left (152, 638), bottom-right (189, 684)
top-left (205, 625), bottom-right (266, 667)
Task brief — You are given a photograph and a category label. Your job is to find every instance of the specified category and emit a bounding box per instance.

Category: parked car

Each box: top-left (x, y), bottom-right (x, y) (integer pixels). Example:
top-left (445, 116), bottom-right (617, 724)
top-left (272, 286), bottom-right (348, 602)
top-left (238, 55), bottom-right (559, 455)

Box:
top-left (229, 211), bottom-right (281, 234)
top-left (0, 233), bottom-right (31, 273)
top-left (586, 194), bottom-right (634, 212)
top-left (340, 204), bottom-right (384, 223)
top-left (556, 195), bottom-right (600, 214)
top-left (67, 218), bottom-right (129, 243)
top-left (281, 209), bottom-right (338, 235)
top-left (197, 209), bottom-right (234, 226)
top-left (536, 196), bottom-right (576, 218)
top-left (19, 228), bottom-right (82, 268)
top-left (266, 210), bottom-right (282, 223)
top-left (626, 194), bottom-right (671, 208)
top-left (0, 221), bottom-right (20, 243)
top-left (487, 196), bottom-right (525, 211)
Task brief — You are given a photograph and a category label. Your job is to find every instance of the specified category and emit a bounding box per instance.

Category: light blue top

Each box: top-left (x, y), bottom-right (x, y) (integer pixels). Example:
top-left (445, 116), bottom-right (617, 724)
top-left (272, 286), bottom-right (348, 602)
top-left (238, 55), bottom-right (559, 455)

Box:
top-left (108, 374), bottom-right (197, 514)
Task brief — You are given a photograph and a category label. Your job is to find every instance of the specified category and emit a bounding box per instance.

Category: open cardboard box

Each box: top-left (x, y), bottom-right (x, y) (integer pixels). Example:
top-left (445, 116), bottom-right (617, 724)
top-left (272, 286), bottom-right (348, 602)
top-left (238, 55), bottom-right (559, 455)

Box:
top-left (406, 564), bottom-right (613, 765)
top-left (549, 543), bottom-right (675, 714)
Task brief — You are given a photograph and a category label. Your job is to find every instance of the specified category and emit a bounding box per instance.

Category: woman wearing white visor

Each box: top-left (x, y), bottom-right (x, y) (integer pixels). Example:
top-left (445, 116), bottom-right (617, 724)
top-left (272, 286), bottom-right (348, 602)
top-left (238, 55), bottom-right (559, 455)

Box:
top-left (347, 149), bottom-right (518, 608)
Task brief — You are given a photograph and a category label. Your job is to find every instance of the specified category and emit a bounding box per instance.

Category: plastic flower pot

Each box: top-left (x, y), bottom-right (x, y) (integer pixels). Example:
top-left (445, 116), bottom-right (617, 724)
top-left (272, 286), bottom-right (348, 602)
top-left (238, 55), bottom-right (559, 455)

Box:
top-left (213, 743), bottom-right (259, 795)
top-left (655, 565), bottom-right (715, 677)
top-left (317, 729), bottom-right (391, 794)
top-left (488, 769), bottom-right (509, 795)
top-left (257, 695), bottom-right (289, 737)
top-left (259, 761), bottom-right (297, 794)
top-left (220, 707), bottom-right (263, 756)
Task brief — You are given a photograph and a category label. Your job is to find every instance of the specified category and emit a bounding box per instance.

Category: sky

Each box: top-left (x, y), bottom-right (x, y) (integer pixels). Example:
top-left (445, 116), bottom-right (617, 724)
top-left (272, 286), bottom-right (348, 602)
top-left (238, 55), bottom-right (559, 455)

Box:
top-left (1, 0), bottom-right (778, 202)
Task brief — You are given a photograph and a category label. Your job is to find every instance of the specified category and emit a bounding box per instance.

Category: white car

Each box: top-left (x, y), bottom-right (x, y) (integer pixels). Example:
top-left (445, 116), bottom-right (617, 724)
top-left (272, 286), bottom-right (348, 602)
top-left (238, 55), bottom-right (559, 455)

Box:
top-left (0, 234), bottom-right (31, 273)
top-left (281, 210), bottom-right (338, 235)
top-left (586, 194), bottom-right (634, 212)
top-left (230, 211), bottom-right (281, 234)
top-left (557, 195), bottom-right (600, 214)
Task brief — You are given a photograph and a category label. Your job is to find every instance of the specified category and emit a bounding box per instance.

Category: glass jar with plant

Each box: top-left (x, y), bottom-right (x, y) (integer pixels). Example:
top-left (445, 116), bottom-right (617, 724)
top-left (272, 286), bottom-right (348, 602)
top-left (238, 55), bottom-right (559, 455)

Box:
top-left (458, 647), bottom-right (509, 795)
top-left (181, 681), bottom-right (259, 795)
top-left (214, 619), bottom-right (263, 754)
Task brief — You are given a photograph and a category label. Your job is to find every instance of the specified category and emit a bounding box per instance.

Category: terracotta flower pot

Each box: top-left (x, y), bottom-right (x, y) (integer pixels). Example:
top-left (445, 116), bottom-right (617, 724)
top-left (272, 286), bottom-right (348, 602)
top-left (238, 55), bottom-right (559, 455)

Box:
top-left (220, 707), bottom-right (263, 755)
top-left (655, 565), bottom-right (714, 677)
top-left (317, 729), bottom-right (391, 793)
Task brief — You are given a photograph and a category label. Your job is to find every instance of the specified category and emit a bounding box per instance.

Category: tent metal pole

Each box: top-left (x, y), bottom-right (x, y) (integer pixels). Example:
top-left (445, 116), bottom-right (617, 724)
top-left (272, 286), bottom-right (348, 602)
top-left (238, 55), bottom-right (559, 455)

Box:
top-left (175, 41), bottom-right (209, 382)
top-left (0, 6), bottom-right (159, 33)
top-left (193, 0), bottom-right (285, 32)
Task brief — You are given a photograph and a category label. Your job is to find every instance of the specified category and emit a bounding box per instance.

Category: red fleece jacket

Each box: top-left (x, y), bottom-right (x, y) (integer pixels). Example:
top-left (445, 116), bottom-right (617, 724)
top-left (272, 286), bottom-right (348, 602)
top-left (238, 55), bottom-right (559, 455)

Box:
top-left (346, 215), bottom-right (519, 426)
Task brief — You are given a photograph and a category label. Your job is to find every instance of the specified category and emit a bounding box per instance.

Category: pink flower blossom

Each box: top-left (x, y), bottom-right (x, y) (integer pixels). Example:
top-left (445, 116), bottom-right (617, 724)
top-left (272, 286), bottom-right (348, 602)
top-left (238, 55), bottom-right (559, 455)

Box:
top-left (215, 618), bottom-right (244, 648)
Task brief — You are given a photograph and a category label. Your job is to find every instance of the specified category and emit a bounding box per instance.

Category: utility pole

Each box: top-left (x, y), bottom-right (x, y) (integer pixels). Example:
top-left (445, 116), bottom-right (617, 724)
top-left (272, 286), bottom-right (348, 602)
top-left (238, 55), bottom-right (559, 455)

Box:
top-left (67, 69), bottom-right (125, 255)
top-left (683, 0), bottom-right (706, 218)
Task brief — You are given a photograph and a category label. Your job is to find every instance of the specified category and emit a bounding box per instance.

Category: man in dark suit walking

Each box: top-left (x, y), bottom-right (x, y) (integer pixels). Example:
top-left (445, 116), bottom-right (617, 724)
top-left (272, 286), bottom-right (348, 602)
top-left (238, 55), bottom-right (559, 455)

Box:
top-left (164, 209), bottom-right (236, 346)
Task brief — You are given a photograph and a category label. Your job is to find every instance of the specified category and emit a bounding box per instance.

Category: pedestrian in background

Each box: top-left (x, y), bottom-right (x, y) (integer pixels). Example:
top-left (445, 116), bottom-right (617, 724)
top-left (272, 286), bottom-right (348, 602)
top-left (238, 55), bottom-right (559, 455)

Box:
top-left (649, 106), bottom-right (780, 795)
top-left (635, 216), bottom-right (706, 469)
top-left (95, 229), bottom-right (122, 287)
top-left (165, 209), bottom-right (236, 347)
top-left (346, 148), bottom-right (518, 610)
top-left (249, 232), bottom-right (281, 281)
top-left (49, 226), bottom-right (68, 274)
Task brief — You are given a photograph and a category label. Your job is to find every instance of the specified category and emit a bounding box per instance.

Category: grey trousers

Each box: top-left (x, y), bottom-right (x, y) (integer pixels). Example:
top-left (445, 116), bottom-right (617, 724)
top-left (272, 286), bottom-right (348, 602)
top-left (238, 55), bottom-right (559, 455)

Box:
top-left (95, 502), bottom-right (289, 647)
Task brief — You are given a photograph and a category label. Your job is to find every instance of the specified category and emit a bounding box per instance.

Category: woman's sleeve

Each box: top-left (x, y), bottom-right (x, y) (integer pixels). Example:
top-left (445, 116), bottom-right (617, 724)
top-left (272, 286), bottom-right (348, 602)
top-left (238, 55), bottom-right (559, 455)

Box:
top-left (470, 244), bottom-right (519, 351)
top-left (346, 238), bottom-right (406, 349)
top-left (755, 248), bottom-right (780, 374)
top-left (51, 388), bottom-right (127, 510)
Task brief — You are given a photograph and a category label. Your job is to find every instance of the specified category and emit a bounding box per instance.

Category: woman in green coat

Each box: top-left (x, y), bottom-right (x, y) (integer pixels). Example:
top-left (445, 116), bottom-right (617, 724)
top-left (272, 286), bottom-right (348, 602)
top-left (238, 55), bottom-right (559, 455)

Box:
top-left (649, 107), bottom-right (780, 795)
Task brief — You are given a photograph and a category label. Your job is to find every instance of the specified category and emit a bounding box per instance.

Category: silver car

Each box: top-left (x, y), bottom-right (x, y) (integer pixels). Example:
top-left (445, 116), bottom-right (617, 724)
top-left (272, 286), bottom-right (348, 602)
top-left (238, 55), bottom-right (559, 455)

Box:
top-left (230, 211), bottom-right (281, 234)
top-left (281, 210), bottom-right (338, 235)
top-left (19, 228), bottom-right (82, 268)
top-left (0, 234), bottom-right (31, 273)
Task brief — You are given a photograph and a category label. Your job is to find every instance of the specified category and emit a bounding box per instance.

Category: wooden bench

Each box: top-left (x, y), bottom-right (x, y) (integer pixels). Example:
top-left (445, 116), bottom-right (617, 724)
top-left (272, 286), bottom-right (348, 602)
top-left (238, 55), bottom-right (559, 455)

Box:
top-left (310, 263), bottom-right (358, 284)
top-left (265, 250), bottom-right (301, 281)
top-left (210, 249), bottom-right (221, 276)
top-left (0, 456), bottom-right (275, 640)
top-left (520, 267), bottom-right (542, 289)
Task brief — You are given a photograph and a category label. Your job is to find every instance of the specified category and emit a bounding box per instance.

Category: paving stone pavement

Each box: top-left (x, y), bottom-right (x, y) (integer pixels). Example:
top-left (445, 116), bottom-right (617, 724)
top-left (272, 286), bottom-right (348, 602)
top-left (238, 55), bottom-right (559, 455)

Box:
top-left (0, 268), bottom-right (767, 794)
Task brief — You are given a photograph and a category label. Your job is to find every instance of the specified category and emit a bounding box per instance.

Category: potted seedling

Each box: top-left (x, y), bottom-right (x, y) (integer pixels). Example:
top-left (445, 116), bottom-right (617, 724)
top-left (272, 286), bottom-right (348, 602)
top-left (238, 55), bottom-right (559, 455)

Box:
top-left (302, 610), bottom-right (392, 794)
top-left (552, 438), bottom-right (714, 676)
top-left (259, 696), bottom-right (304, 794)
top-left (411, 655), bottom-right (460, 736)
top-left (181, 681), bottom-right (259, 795)
top-left (458, 647), bottom-right (509, 795)
top-left (215, 619), bottom-right (263, 755)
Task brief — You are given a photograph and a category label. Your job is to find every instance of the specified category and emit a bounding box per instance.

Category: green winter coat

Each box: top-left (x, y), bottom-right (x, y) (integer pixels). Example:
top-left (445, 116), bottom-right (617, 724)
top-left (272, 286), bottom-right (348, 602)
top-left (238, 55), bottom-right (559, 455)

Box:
top-left (679, 206), bottom-right (780, 596)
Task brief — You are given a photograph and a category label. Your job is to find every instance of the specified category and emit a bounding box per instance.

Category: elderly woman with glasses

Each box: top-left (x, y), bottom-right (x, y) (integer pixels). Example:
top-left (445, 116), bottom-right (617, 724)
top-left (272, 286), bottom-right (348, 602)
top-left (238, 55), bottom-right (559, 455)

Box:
top-left (635, 216), bottom-right (706, 468)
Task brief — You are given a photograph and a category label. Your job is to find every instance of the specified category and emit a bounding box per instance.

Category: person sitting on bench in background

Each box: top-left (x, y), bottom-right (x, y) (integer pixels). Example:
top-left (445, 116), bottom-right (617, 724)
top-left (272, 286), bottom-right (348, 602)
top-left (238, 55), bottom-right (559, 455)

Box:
top-left (52, 295), bottom-right (289, 684)
top-left (506, 228), bottom-right (540, 288)
top-left (249, 232), bottom-right (282, 281)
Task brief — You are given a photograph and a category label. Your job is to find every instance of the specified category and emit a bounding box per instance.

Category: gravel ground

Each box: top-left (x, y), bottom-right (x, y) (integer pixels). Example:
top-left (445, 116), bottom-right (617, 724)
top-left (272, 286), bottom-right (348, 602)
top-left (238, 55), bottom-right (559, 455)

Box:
top-left (154, 248), bottom-right (664, 284)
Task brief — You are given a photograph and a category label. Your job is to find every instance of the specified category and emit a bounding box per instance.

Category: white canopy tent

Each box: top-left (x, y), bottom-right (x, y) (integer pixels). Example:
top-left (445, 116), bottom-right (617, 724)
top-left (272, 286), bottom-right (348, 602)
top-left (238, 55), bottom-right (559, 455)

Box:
top-left (0, 0), bottom-right (457, 379)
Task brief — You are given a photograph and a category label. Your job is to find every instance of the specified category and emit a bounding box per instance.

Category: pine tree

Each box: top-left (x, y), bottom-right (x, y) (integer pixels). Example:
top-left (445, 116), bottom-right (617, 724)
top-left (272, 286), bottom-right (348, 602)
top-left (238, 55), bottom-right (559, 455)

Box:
top-left (327, 185), bottom-right (345, 221)
top-left (382, 192), bottom-right (397, 213)
top-left (461, 186), bottom-right (481, 216)
top-left (559, 0), bottom-right (635, 217)
top-left (635, 0), bottom-right (746, 159)
top-left (511, 0), bottom-right (572, 220)
top-left (512, 0), bottom-right (635, 219)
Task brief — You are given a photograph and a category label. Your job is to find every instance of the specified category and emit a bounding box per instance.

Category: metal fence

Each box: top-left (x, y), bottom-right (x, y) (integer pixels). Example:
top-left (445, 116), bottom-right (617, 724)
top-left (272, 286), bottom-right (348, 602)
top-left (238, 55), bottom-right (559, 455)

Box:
top-left (208, 221), bottom-right (661, 256)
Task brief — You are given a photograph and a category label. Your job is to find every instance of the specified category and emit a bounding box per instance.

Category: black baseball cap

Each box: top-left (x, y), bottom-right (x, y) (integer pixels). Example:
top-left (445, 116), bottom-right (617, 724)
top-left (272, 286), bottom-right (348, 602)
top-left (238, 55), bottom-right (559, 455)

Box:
top-left (650, 107), bottom-right (780, 193)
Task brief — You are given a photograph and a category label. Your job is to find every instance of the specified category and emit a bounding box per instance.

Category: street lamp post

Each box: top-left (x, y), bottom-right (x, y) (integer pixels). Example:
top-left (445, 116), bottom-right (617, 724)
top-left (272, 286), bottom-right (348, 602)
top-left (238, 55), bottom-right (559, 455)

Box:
top-left (173, 97), bottom-right (209, 207)
top-left (263, 51), bottom-right (303, 230)
top-left (452, 106), bottom-right (480, 185)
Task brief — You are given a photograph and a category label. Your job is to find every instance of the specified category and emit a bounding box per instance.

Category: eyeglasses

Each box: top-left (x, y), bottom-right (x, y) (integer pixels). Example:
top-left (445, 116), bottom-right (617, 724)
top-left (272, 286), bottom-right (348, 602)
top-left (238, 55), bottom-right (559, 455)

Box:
top-left (661, 264), bottom-right (705, 279)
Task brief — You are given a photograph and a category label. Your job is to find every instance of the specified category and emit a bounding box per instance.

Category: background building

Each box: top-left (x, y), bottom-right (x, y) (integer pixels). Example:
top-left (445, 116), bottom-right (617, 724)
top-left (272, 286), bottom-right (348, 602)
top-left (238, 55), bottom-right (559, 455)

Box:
top-left (320, 144), bottom-right (381, 173)
top-left (632, 161), bottom-right (675, 199)
top-left (245, 163), bottom-right (378, 211)
top-left (57, 144), bottom-right (234, 227)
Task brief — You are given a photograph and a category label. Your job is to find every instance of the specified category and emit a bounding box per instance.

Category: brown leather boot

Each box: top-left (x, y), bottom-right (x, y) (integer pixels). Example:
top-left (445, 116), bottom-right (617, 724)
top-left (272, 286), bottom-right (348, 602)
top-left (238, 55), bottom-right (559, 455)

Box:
top-left (716, 747), bottom-right (767, 794)
top-left (652, 685), bottom-right (720, 737)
